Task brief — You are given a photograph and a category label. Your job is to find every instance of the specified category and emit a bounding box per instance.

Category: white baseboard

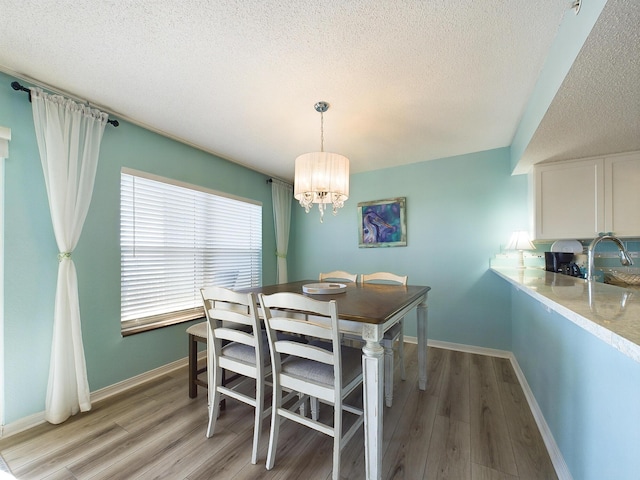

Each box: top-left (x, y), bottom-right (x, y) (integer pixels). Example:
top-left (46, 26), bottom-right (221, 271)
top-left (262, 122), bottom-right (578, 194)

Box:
top-left (90, 355), bottom-right (189, 404)
top-left (0, 352), bottom-right (204, 438)
top-left (425, 338), bottom-right (512, 358)
top-left (507, 353), bottom-right (573, 480)
top-left (0, 411), bottom-right (46, 439)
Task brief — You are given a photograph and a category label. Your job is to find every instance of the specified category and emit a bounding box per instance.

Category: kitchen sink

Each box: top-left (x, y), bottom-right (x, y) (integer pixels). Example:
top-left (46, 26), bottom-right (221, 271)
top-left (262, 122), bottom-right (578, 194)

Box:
top-left (602, 267), bottom-right (640, 288)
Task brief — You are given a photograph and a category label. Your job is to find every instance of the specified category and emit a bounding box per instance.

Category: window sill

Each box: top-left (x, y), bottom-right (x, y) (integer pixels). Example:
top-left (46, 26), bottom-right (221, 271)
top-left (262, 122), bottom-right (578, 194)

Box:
top-left (121, 307), bottom-right (205, 336)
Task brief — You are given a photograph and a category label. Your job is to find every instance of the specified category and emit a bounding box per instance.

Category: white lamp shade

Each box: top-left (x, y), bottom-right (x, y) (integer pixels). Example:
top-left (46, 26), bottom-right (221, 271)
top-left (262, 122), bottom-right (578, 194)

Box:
top-left (506, 231), bottom-right (535, 251)
top-left (294, 151), bottom-right (349, 204)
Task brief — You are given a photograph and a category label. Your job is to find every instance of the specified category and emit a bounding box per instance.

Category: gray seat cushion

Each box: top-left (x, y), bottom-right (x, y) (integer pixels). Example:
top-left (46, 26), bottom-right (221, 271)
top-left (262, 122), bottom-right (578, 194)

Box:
top-left (186, 321), bottom-right (208, 338)
top-left (221, 331), bottom-right (270, 365)
top-left (220, 331), bottom-right (306, 366)
top-left (280, 341), bottom-right (362, 387)
top-left (222, 342), bottom-right (264, 365)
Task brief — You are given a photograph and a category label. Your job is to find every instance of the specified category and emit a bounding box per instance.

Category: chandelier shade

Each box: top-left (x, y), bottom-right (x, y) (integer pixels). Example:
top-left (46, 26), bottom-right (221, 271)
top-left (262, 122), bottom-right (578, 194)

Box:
top-left (293, 101), bottom-right (350, 222)
top-left (294, 151), bottom-right (349, 211)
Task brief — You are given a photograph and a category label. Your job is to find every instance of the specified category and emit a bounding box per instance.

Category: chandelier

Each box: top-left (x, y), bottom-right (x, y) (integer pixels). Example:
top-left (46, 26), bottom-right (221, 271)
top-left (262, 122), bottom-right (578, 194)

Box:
top-left (294, 101), bottom-right (350, 222)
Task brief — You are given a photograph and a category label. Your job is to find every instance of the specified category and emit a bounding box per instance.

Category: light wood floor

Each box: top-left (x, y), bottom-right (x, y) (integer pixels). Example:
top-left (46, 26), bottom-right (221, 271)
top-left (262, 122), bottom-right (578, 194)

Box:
top-left (0, 345), bottom-right (558, 479)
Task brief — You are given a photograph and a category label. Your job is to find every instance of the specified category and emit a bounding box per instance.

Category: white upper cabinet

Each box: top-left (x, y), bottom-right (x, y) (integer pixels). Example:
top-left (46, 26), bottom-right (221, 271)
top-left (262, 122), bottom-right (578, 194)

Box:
top-left (532, 151), bottom-right (640, 240)
top-left (606, 152), bottom-right (640, 237)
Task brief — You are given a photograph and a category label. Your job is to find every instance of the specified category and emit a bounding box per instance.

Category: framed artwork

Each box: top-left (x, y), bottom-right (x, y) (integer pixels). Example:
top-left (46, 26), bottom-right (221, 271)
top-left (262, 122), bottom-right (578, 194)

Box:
top-left (357, 197), bottom-right (407, 248)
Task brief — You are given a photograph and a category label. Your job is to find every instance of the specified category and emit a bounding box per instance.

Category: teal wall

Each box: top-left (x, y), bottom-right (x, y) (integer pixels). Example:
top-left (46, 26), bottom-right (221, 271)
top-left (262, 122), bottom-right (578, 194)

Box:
top-left (289, 147), bottom-right (528, 350)
top-left (0, 71), bottom-right (277, 423)
top-left (512, 287), bottom-right (640, 480)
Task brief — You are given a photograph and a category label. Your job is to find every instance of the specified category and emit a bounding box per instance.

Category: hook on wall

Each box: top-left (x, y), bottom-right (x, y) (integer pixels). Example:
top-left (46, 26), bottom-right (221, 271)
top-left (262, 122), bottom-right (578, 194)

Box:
top-left (571, 0), bottom-right (581, 15)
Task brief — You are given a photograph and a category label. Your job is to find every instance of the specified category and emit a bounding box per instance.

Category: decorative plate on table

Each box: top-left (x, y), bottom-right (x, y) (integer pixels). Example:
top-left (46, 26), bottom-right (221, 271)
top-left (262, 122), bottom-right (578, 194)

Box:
top-left (302, 283), bottom-right (347, 294)
top-left (550, 239), bottom-right (583, 253)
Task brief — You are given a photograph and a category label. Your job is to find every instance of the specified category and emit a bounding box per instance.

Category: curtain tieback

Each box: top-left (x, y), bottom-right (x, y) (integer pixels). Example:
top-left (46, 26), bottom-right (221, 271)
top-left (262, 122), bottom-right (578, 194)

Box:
top-left (58, 251), bottom-right (72, 262)
top-left (276, 252), bottom-right (287, 259)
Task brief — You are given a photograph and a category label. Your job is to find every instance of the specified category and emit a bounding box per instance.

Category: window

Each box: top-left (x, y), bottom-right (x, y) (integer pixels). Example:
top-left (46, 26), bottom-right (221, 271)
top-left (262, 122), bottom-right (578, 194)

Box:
top-left (120, 168), bottom-right (262, 335)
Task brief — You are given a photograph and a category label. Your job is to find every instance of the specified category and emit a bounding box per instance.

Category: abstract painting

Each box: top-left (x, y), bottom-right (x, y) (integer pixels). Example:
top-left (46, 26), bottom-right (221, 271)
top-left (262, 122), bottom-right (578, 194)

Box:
top-left (357, 197), bottom-right (407, 248)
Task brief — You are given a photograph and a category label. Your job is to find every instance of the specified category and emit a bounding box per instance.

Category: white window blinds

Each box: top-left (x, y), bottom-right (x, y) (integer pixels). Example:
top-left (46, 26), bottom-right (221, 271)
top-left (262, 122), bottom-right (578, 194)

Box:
top-left (121, 169), bottom-right (262, 332)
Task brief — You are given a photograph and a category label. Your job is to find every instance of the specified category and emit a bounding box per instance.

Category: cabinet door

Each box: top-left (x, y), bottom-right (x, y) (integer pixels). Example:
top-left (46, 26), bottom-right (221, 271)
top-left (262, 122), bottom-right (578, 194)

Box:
top-left (534, 159), bottom-right (604, 240)
top-left (605, 152), bottom-right (640, 237)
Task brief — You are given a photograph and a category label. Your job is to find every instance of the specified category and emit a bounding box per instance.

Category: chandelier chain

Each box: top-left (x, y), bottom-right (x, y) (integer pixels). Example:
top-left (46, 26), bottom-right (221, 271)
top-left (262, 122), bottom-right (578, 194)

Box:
top-left (320, 111), bottom-right (324, 152)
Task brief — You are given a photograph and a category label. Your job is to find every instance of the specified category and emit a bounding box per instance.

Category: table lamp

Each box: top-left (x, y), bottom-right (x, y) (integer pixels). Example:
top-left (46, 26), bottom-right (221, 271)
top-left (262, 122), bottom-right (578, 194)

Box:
top-left (506, 231), bottom-right (536, 269)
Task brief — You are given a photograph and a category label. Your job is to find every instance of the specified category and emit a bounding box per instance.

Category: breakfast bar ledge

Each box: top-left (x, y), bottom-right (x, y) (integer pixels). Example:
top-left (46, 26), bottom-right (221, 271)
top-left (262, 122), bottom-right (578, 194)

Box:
top-left (491, 267), bottom-right (640, 363)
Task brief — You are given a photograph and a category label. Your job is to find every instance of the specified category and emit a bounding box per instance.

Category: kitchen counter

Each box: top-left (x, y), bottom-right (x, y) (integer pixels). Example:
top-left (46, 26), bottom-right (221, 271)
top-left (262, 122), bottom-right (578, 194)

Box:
top-left (491, 267), bottom-right (640, 363)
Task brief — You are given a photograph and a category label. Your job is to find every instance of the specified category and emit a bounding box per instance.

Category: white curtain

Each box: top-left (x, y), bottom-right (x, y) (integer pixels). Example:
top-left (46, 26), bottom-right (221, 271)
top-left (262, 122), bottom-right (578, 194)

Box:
top-left (271, 179), bottom-right (292, 283)
top-left (30, 87), bottom-right (108, 424)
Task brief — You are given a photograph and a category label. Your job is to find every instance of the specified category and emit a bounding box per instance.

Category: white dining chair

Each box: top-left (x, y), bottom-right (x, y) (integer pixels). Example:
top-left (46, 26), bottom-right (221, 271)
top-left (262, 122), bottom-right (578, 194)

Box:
top-left (200, 286), bottom-right (269, 465)
top-left (259, 292), bottom-right (364, 480)
top-left (361, 272), bottom-right (408, 407)
top-left (319, 270), bottom-right (358, 283)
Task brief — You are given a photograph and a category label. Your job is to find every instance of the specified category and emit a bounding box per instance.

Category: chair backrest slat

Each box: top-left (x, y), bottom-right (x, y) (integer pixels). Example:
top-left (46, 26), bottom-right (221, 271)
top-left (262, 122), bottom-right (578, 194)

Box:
top-left (319, 270), bottom-right (358, 283)
top-left (205, 302), bottom-right (252, 326)
top-left (275, 341), bottom-right (334, 365)
top-left (267, 317), bottom-right (333, 340)
top-left (264, 292), bottom-right (337, 316)
top-left (215, 328), bottom-right (256, 346)
top-left (361, 271), bottom-right (407, 285)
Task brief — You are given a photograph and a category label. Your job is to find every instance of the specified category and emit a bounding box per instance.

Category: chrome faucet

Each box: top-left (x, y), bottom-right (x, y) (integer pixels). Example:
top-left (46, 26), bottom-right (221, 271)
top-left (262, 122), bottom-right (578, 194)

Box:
top-left (586, 234), bottom-right (633, 281)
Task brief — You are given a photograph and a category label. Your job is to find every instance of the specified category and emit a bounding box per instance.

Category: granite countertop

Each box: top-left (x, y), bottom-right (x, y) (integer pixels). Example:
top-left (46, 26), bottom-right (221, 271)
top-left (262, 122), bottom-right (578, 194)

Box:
top-left (491, 267), bottom-right (640, 363)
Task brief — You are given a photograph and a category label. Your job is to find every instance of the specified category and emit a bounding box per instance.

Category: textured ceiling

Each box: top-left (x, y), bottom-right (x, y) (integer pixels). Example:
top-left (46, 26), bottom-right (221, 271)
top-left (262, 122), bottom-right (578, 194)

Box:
top-left (0, 1), bottom-right (577, 180)
top-left (520, 0), bottom-right (640, 170)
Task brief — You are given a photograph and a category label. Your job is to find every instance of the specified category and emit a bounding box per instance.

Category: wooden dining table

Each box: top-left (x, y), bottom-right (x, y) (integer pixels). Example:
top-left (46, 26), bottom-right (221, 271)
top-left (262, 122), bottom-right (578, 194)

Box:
top-left (240, 279), bottom-right (431, 480)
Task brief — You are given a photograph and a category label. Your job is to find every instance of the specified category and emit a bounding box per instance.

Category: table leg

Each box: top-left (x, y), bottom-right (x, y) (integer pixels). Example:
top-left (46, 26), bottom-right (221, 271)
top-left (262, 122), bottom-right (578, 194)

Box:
top-left (188, 333), bottom-right (198, 398)
top-left (417, 298), bottom-right (428, 390)
top-left (362, 327), bottom-right (384, 480)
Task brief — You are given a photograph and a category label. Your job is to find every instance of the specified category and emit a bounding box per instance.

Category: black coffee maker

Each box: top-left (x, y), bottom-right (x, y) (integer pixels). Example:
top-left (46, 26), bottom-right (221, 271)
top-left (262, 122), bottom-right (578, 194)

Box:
top-left (545, 252), bottom-right (581, 277)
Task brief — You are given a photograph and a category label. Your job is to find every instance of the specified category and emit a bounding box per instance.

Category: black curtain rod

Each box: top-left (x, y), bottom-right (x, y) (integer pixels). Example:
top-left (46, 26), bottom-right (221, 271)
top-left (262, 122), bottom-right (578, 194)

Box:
top-left (11, 81), bottom-right (119, 127)
top-left (266, 178), bottom-right (293, 186)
